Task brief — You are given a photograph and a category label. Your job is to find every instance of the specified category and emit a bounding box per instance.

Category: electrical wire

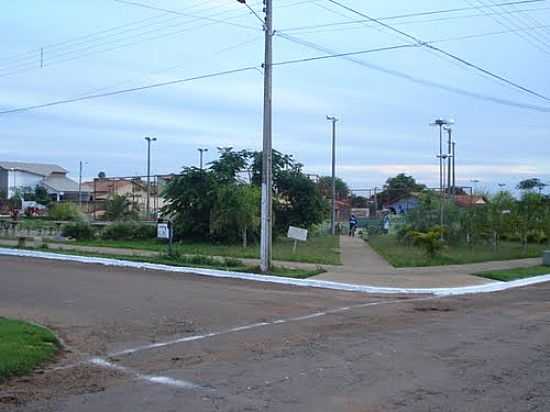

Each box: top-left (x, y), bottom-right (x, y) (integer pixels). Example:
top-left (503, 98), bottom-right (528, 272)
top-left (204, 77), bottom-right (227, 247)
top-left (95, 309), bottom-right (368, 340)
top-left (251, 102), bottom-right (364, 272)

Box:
top-left (324, 0), bottom-right (550, 102)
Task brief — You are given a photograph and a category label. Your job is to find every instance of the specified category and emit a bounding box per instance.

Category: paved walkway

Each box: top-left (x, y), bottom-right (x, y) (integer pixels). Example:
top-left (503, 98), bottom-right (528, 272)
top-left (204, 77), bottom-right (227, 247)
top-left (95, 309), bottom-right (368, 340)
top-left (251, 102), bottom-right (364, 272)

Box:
top-left (312, 236), bottom-right (542, 288)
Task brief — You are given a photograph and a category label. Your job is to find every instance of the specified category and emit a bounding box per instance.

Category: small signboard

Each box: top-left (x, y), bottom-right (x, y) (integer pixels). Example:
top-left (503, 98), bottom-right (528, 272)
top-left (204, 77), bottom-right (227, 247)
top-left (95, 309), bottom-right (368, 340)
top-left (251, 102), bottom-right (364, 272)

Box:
top-left (287, 226), bottom-right (308, 242)
top-left (157, 223), bottom-right (171, 240)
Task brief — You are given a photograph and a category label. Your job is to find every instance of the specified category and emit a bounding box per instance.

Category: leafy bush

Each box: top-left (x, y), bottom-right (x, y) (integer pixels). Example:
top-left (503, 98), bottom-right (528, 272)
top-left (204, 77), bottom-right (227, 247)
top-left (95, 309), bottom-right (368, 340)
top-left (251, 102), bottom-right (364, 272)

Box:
top-left (101, 222), bottom-right (155, 241)
top-left (409, 227), bottom-right (445, 258)
top-left (62, 223), bottom-right (96, 240)
top-left (104, 194), bottom-right (139, 221)
top-left (48, 203), bottom-right (82, 221)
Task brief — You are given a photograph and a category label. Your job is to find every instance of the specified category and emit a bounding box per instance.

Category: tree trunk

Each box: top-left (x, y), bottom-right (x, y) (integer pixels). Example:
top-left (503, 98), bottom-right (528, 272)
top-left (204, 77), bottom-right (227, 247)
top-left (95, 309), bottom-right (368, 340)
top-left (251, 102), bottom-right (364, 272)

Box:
top-left (242, 227), bottom-right (247, 248)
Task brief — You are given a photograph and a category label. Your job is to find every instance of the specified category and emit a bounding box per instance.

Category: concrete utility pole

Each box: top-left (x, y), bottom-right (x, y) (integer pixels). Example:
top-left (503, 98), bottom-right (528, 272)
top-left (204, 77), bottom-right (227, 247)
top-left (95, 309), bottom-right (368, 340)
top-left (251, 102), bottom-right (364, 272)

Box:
top-left (445, 127), bottom-right (453, 194)
top-left (431, 118), bottom-right (453, 238)
top-left (198, 148), bottom-right (208, 170)
top-left (78, 161), bottom-right (85, 207)
top-left (452, 141), bottom-right (456, 193)
top-left (327, 116), bottom-right (338, 235)
top-left (145, 136), bottom-right (157, 218)
top-left (236, 0), bottom-right (272, 272)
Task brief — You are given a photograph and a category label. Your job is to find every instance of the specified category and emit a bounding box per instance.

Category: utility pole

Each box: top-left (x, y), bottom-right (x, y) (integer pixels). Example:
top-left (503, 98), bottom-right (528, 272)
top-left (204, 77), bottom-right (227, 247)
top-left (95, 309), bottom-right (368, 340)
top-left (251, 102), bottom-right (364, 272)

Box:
top-left (431, 118), bottom-right (453, 238)
top-left (445, 127), bottom-right (452, 195)
top-left (236, 0), bottom-right (272, 272)
top-left (145, 136), bottom-right (157, 218)
top-left (452, 141), bottom-right (456, 193)
top-left (327, 116), bottom-right (338, 235)
top-left (78, 161), bottom-right (84, 207)
top-left (198, 148), bottom-right (208, 170)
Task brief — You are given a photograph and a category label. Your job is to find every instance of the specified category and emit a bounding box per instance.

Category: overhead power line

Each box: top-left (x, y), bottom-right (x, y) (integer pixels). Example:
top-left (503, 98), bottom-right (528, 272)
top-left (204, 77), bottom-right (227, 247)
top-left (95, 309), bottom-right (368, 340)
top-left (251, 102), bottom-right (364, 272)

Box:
top-left (324, 0), bottom-right (550, 103)
top-left (2, 41), bottom-right (550, 116)
top-left (280, 0), bottom-right (547, 32)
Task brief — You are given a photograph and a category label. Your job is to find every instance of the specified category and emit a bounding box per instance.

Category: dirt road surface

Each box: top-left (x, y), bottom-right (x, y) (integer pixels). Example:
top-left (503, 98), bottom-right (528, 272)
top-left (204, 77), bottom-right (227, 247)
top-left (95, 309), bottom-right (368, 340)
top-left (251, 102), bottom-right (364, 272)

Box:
top-left (1, 256), bottom-right (549, 411)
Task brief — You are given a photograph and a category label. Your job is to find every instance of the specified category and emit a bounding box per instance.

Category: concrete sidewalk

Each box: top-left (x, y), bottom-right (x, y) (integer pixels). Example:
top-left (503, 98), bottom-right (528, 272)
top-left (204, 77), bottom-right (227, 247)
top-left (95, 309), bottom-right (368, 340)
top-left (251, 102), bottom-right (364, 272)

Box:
top-left (312, 236), bottom-right (542, 288)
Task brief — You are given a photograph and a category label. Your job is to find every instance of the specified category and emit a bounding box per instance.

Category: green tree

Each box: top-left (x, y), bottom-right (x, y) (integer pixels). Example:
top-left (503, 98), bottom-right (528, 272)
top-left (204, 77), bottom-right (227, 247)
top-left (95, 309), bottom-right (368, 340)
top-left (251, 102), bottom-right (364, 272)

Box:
top-left (378, 173), bottom-right (426, 206)
top-left (274, 169), bottom-right (329, 233)
top-left (210, 184), bottom-right (260, 246)
top-left (487, 191), bottom-right (515, 250)
top-left (512, 192), bottom-right (545, 252)
top-left (318, 176), bottom-right (350, 200)
top-left (517, 178), bottom-right (546, 192)
top-left (162, 167), bottom-right (218, 240)
top-left (208, 147), bottom-right (249, 184)
top-left (104, 194), bottom-right (138, 221)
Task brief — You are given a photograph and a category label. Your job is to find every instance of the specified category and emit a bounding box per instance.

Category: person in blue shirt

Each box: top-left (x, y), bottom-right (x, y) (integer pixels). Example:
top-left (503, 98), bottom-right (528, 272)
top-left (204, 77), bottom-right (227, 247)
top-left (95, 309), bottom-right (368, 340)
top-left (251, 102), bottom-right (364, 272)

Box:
top-left (349, 214), bottom-right (358, 236)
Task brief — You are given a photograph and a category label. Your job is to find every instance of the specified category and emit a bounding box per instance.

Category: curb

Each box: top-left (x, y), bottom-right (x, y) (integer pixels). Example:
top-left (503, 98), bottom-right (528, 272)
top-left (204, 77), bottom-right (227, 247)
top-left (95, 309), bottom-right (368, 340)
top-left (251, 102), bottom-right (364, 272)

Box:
top-left (2, 247), bottom-right (550, 297)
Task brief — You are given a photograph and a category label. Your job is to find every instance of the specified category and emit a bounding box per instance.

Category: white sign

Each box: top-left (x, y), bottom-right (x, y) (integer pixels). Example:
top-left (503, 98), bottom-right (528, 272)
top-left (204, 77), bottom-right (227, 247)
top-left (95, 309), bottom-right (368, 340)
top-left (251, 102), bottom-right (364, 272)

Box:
top-left (157, 223), bottom-right (170, 240)
top-left (287, 226), bottom-right (308, 242)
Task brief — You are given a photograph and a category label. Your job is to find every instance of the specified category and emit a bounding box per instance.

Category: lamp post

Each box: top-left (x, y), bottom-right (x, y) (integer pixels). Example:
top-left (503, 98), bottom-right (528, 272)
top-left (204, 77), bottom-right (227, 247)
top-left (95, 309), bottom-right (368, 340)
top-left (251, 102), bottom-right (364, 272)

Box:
top-left (145, 136), bottom-right (157, 218)
top-left (430, 118), bottom-right (454, 236)
top-left (471, 179), bottom-right (480, 194)
top-left (78, 161), bottom-right (88, 207)
top-left (198, 148), bottom-right (208, 170)
top-left (327, 115), bottom-right (339, 235)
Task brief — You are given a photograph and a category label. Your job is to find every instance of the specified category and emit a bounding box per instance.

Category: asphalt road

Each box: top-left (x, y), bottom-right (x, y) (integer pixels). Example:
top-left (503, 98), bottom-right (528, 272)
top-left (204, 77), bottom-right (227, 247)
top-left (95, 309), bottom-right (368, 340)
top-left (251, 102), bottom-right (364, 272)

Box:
top-left (1, 256), bottom-right (549, 412)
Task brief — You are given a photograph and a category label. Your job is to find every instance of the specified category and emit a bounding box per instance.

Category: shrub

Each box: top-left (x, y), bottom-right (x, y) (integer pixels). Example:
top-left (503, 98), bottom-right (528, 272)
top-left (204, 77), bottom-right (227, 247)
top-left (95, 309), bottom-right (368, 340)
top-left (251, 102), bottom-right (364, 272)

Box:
top-left (48, 203), bottom-right (82, 221)
top-left (409, 227), bottom-right (445, 258)
top-left (101, 222), bottom-right (155, 241)
top-left (62, 222), bottom-right (96, 240)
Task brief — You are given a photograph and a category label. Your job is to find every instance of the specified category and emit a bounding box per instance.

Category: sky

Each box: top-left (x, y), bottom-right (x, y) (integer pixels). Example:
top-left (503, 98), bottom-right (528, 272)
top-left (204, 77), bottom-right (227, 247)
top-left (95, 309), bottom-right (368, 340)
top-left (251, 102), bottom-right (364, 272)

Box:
top-left (1, 0), bottom-right (549, 194)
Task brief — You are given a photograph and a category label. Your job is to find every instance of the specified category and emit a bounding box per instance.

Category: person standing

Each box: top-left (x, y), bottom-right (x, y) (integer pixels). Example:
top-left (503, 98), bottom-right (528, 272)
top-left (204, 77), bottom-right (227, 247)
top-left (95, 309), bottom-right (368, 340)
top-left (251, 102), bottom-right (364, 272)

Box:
top-left (349, 214), bottom-right (358, 236)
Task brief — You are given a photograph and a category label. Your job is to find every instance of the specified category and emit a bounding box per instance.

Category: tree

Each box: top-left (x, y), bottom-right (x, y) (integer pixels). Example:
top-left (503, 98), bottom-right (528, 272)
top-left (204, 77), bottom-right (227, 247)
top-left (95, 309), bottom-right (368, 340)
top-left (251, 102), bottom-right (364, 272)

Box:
top-left (98, 171), bottom-right (107, 179)
top-left (274, 169), bottom-right (329, 233)
top-left (162, 167), bottom-right (219, 240)
top-left (351, 194), bottom-right (368, 208)
top-left (487, 191), bottom-right (515, 250)
top-left (104, 194), bottom-right (138, 221)
top-left (377, 173), bottom-right (426, 205)
top-left (208, 147), bottom-right (249, 184)
top-left (517, 178), bottom-right (546, 192)
top-left (512, 192), bottom-right (545, 252)
top-left (210, 184), bottom-right (260, 246)
top-left (318, 176), bottom-right (350, 200)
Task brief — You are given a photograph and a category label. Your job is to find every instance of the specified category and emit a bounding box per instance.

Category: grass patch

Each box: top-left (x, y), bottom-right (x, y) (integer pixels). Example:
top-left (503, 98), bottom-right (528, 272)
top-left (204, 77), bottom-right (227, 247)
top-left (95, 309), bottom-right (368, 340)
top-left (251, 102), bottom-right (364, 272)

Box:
top-left (10, 245), bottom-right (325, 279)
top-left (65, 235), bottom-right (341, 265)
top-left (369, 235), bottom-right (547, 268)
top-left (475, 266), bottom-right (550, 282)
top-left (0, 318), bottom-right (60, 382)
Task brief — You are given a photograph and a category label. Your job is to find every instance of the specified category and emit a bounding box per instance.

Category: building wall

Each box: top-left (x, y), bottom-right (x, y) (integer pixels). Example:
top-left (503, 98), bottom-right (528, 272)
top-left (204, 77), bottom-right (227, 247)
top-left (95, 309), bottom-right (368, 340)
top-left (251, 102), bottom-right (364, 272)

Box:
top-left (10, 171), bottom-right (44, 197)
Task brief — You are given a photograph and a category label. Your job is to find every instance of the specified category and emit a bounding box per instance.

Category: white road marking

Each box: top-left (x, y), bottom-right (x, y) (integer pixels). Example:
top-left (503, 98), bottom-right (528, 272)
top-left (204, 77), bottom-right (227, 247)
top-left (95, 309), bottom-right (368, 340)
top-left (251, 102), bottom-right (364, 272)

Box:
top-left (88, 357), bottom-right (203, 390)
top-left (2, 247), bottom-right (550, 296)
top-left (108, 297), bottom-right (432, 358)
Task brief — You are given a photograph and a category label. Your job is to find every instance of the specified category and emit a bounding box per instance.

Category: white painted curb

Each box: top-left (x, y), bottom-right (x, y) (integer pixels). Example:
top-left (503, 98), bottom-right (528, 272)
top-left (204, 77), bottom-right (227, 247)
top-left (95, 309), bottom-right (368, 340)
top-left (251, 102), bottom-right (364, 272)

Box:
top-left (2, 247), bottom-right (550, 297)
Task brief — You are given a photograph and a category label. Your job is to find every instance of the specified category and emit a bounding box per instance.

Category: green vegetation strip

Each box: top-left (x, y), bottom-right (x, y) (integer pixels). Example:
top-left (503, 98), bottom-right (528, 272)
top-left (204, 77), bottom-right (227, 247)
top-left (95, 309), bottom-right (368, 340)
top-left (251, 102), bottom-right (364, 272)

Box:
top-left (0, 318), bottom-right (60, 382)
top-left (8, 245), bottom-right (325, 279)
top-left (65, 235), bottom-right (341, 265)
top-left (475, 266), bottom-right (550, 282)
top-left (369, 235), bottom-right (547, 268)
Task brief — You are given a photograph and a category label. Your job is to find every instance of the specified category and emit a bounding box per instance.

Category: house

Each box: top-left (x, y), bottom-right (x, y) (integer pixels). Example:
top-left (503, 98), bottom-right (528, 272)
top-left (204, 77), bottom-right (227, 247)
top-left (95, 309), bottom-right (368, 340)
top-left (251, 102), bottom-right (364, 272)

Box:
top-left (385, 192), bottom-right (488, 214)
top-left (454, 195), bottom-right (488, 208)
top-left (0, 161), bottom-right (84, 201)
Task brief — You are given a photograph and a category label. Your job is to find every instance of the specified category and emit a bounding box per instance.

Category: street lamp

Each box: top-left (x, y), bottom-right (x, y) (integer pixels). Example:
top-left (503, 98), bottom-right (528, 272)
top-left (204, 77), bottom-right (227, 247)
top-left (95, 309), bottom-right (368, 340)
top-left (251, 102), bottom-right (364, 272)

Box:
top-left (78, 161), bottom-right (88, 207)
top-left (198, 148), bottom-right (208, 170)
top-left (145, 136), bottom-right (157, 218)
top-left (430, 118), bottom-right (454, 236)
top-left (471, 179), bottom-right (480, 194)
top-left (326, 116), bottom-right (339, 235)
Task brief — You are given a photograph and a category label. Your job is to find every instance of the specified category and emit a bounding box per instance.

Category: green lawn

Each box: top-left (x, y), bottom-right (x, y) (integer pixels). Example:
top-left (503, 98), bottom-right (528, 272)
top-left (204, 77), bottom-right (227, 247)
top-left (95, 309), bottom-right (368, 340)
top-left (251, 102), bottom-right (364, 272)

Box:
top-left (0, 318), bottom-right (60, 382)
top-left (16, 245), bottom-right (325, 279)
top-left (369, 235), bottom-right (547, 268)
top-left (69, 235), bottom-right (341, 265)
top-left (475, 266), bottom-right (550, 282)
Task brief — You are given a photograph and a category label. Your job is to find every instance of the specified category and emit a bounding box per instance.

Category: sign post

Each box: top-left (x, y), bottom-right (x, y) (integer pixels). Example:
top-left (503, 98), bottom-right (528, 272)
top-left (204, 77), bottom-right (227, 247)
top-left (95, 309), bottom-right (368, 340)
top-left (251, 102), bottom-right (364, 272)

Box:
top-left (287, 226), bottom-right (308, 254)
top-left (157, 221), bottom-right (173, 256)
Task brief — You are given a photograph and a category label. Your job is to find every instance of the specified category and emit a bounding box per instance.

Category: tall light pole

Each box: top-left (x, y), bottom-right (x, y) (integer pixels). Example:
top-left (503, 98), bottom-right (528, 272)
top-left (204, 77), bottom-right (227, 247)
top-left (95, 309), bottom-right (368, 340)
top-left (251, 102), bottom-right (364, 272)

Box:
top-left (236, 0), bottom-right (272, 272)
top-left (78, 161), bottom-right (87, 207)
top-left (327, 116), bottom-right (338, 235)
top-left (471, 179), bottom-right (480, 194)
top-left (145, 136), bottom-right (157, 218)
top-left (198, 148), bottom-right (208, 170)
top-left (452, 141), bottom-right (456, 193)
top-left (430, 118), bottom-right (453, 235)
top-left (444, 126), bottom-right (453, 194)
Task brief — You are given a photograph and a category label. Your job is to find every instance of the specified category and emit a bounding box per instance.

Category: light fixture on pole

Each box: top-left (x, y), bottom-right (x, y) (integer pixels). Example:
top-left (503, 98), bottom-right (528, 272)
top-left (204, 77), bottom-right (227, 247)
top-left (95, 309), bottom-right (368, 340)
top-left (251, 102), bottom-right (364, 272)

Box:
top-left (471, 179), bottom-right (480, 194)
top-left (144, 136), bottom-right (157, 218)
top-left (326, 115), bottom-right (339, 236)
top-left (237, 0), bottom-right (272, 272)
top-left (198, 148), bottom-right (208, 170)
top-left (430, 118), bottom-right (453, 236)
